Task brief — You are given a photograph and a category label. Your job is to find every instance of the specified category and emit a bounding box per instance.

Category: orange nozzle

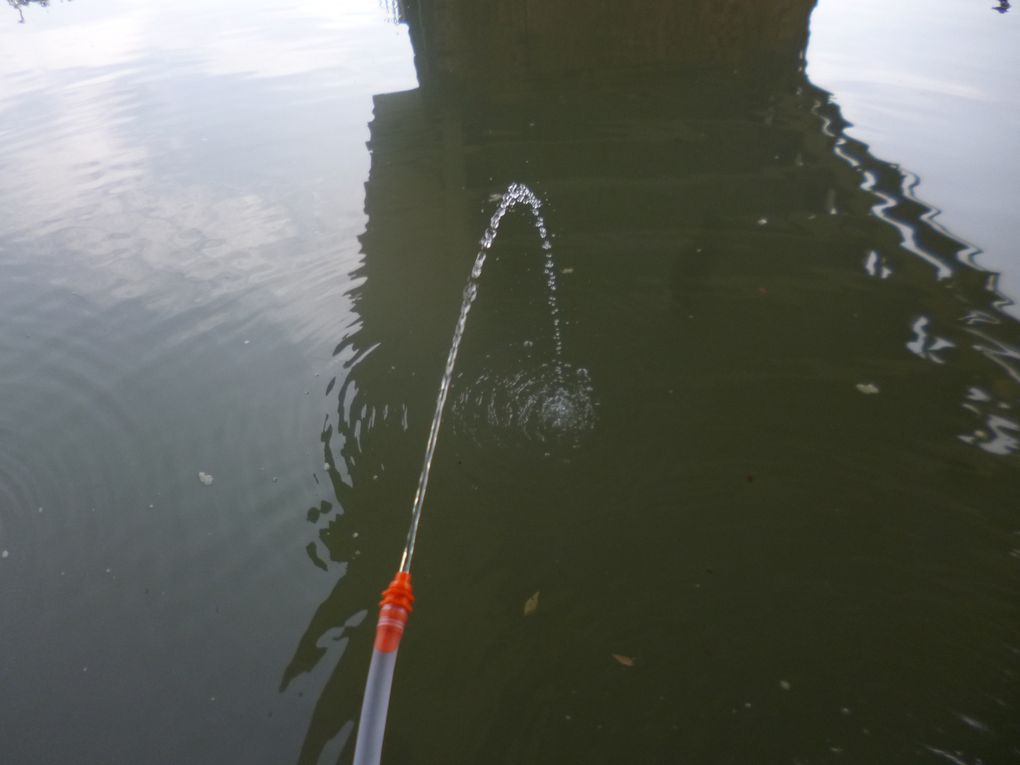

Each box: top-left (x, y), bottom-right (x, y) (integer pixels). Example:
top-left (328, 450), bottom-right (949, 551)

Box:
top-left (380, 571), bottom-right (414, 611)
top-left (374, 571), bottom-right (414, 653)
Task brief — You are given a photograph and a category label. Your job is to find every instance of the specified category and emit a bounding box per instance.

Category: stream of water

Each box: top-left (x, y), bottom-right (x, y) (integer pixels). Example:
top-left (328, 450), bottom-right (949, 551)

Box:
top-left (401, 182), bottom-right (591, 572)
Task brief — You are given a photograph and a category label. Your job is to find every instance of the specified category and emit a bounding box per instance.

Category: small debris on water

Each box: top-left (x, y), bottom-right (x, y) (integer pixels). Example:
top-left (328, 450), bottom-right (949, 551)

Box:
top-left (1, 550), bottom-right (8, 559)
top-left (560, 266), bottom-right (574, 274)
top-left (198, 472), bottom-right (214, 486)
top-left (612, 654), bottom-right (636, 667)
top-left (323, 463), bottom-right (330, 471)
top-left (148, 504), bottom-right (155, 509)
top-left (757, 217), bottom-right (768, 225)
top-left (841, 707), bottom-right (851, 715)
top-left (272, 476), bottom-right (278, 483)
top-left (38, 507), bottom-right (43, 513)
top-left (523, 590), bottom-right (540, 616)
top-left (779, 680), bottom-right (791, 691)
top-left (856, 383), bottom-right (880, 395)
top-left (352, 532), bottom-right (359, 538)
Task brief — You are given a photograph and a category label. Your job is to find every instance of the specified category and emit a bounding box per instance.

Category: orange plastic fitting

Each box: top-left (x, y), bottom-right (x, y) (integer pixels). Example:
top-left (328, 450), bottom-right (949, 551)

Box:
top-left (380, 571), bottom-right (414, 612)
top-left (374, 571), bottom-right (414, 653)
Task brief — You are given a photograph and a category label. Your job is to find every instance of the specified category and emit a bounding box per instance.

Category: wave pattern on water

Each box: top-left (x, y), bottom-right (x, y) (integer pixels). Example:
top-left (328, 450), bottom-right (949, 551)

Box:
top-left (452, 355), bottom-right (596, 451)
top-left (807, 85), bottom-right (1020, 457)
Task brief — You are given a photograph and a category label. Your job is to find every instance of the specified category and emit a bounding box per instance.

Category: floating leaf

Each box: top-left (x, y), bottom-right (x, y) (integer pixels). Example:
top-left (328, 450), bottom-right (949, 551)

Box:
top-left (523, 591), bottom-right (540, 616)
top-left (611, 653), bottom-right (636, 667)
top-left (855, 383), bottom-right (880, 395)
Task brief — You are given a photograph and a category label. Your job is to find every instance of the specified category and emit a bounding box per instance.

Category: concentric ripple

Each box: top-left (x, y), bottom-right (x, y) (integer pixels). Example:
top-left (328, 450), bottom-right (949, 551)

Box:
top-left (452, 354), bottom-right (597, 450)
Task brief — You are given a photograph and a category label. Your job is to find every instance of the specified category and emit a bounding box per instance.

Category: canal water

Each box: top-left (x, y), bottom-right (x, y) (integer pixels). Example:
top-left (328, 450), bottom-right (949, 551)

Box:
top-left (1, 1), bottom-right (1017, 763)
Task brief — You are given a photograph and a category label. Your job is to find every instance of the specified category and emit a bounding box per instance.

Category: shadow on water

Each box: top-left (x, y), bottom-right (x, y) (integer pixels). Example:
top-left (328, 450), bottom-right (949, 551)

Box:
top-left (285, 2), bottom-right (1020, 762)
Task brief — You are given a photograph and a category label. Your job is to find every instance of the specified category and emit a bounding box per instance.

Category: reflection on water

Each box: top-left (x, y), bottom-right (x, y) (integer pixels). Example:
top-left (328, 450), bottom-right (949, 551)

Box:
top-left (1, 0), bottom-right (1019, 763)
top-left (288, 4), bottom-right (1020, 764)
top-left (5, 0), bottom-right (45, 24)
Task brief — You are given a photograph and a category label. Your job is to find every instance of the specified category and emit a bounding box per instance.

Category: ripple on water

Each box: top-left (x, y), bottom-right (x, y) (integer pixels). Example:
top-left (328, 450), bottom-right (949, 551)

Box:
top-left (452, 352), bottom-right (597, 452)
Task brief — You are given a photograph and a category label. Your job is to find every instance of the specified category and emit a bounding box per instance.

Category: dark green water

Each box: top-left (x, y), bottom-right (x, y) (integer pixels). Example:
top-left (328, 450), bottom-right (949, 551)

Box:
top-left (1, 2), bottom-right (1018, 763)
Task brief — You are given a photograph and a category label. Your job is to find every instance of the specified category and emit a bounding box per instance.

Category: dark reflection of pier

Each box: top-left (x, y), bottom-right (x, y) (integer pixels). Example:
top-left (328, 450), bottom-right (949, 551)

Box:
top-left (285, 2), bottom-right (1020, 763)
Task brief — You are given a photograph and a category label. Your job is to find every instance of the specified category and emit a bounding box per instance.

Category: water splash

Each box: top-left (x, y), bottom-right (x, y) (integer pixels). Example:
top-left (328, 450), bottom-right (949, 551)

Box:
top-left (452, 353), bottom-right (596, 451)
top-left (399, 182), bottom-right (569, 572)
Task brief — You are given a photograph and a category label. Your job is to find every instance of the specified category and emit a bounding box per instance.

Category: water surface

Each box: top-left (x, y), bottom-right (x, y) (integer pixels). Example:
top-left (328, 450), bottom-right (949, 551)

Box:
top-left (1, 1), bottom-right (1018, 764)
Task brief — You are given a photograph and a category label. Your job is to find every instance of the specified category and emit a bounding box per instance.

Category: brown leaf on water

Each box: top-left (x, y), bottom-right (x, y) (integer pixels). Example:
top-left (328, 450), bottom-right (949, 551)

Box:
top-left (611, 653), bottom-right (636, 667)
top-left (523, 591), bottom-right (540, 617)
